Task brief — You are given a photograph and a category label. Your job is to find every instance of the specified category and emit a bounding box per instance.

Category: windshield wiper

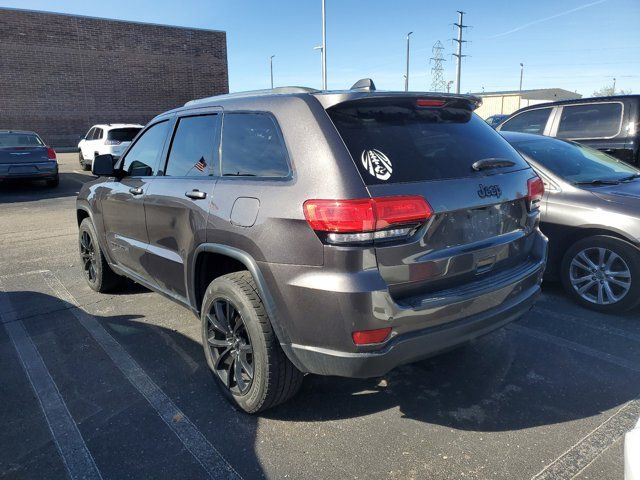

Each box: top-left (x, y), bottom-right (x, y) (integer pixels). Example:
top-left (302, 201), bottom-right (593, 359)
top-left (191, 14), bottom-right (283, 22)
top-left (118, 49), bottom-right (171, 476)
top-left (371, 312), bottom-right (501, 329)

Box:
top-left (573, 179), bottom-right (620, 186)
top-left (223, 172), bottom-right (257, 177)
top-left (471, 158), bottom-right (516, 171)
top-left (617, 173), bottom-right (640, 182)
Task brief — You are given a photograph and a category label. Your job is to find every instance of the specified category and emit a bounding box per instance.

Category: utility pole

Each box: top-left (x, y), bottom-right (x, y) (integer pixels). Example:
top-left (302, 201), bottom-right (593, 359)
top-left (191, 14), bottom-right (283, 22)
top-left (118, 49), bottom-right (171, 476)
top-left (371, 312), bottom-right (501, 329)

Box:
top-left (405, 31), bottom-right (413, 91)
top-left (321, 0), bottom-right (327, 90)
top-left (270, 55), bottom-right (275, 89)
top-left (429, 40), bottom-right (446, 92)
top-left (452, 11), bottom-right (468, 94)
top-left (613, 77), bottom-right (616, 94)
top-left (519, 63), bottom-right (524, 91)
top-left (446, 80), bottom-right (453, 93)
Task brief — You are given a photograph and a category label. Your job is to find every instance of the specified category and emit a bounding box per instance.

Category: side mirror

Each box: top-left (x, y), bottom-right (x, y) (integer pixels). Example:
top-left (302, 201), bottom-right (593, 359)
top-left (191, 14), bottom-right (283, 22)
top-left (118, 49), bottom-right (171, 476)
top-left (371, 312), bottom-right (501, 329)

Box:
top-left (92, 154), bottom-right (115, 176)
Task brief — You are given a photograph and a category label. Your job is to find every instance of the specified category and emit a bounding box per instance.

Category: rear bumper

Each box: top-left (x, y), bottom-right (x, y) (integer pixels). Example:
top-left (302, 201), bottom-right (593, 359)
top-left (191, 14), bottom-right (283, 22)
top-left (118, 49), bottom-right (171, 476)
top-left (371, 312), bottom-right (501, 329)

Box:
top-left (266, 230), bottom-right (547, 378)
top-left (0, 163), bottom-right (58, 180)
top-left (289, 281), bottom-right (539, 377)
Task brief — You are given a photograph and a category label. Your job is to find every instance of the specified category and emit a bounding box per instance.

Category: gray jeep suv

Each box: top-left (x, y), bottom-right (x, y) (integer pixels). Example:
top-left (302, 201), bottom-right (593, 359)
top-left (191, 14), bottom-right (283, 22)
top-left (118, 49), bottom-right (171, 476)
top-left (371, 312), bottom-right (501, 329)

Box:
top-left (76, 81), bottom-right (547, 413)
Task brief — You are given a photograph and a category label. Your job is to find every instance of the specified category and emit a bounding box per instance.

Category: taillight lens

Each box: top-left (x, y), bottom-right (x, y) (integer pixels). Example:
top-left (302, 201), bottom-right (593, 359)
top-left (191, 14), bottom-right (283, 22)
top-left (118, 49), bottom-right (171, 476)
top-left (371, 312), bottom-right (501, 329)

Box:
top-left (303, 196), bottom-right (432, 244)
top-left (416, 99), bottom-right (446, 107)
top-left (105, 139), bottom-right (121, 145)
top-left (527, 176), bottom-right (544, 211)
top-left (46, 147), bottom-right (57, 161)
top-left (352, 327), bottom-right (392, 345)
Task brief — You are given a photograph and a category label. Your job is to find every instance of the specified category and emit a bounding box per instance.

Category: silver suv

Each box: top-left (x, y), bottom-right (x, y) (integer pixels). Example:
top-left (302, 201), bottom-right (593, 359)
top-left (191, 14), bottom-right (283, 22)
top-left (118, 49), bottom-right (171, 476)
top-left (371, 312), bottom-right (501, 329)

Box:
top-left (77, 80), bottom-right (547, 413)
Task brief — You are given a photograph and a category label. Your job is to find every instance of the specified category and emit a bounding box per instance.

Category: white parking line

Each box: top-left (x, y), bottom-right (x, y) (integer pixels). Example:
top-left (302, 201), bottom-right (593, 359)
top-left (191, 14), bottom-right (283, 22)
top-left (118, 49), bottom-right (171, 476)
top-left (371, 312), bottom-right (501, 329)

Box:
top-left (0, 281), bottom-right (103, 480)
top-left (509, 324), bottom-right (640, 373)
top-left (41, 271), bottom-right (241, 480)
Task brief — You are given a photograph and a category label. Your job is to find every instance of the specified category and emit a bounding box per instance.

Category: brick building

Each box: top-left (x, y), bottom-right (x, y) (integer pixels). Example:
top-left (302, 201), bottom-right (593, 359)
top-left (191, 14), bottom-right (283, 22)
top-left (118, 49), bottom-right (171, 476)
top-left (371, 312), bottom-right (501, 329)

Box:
top-left (0, 8), bottom-right (228, 147)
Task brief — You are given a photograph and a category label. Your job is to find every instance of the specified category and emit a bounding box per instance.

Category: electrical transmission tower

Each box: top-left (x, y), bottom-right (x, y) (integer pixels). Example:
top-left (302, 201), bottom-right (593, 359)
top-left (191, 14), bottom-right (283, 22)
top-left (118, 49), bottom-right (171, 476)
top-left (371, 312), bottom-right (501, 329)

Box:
top-left (429, 41), bottom-right (447, 92)
top-left (452, 10), bottom-right (469, 94)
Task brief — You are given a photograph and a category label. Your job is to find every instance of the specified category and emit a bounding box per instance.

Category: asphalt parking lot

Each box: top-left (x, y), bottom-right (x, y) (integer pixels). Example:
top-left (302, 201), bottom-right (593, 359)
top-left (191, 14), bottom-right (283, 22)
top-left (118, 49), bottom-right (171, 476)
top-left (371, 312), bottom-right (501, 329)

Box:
top-left (1, 153), bottom-right (639, 479)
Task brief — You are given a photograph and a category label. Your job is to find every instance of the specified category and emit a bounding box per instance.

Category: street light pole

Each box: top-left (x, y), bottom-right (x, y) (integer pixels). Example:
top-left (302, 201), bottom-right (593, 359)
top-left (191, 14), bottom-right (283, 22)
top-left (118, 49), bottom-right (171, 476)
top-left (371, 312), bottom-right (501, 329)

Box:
top-left (405, 31), bottom-right (413, 92)
top-left (519, 63), bottom-right (524, 91)
top-left (270, 55), bottom-right (275, 89)
top-left (613, 77), bottom-right (617, 94)
top-left (321, 0), bottom-right (327, 90)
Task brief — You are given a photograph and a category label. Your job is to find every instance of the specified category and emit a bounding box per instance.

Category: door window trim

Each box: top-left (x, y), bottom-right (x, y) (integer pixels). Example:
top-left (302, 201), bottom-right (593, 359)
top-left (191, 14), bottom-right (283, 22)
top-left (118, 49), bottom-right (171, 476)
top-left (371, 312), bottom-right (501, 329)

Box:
top-left (219, 111), bottom-right (293, 181)
top-left (497, 106), bottom-right (555, 135)
top-left (116, 118), bottom-right (171, 178)
top-left (552, 101), bottom-right (625, 141)
top-left (160, 110), bottom-right (222, 178)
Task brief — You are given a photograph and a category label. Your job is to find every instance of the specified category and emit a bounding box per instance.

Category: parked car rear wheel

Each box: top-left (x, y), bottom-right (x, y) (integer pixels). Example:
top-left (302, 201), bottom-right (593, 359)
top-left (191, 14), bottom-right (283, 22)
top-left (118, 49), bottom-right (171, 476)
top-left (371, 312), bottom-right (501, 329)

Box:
top-left (46, 175), bottom-right (59, 187)
top-left (561, 235), bottom-right (640, 313)
top-left (78, 218), bottom-right (123, 292)
top-left (79, 151), bottom-right (90, 171)
top-left (201, 271), bottom-right (303, 413)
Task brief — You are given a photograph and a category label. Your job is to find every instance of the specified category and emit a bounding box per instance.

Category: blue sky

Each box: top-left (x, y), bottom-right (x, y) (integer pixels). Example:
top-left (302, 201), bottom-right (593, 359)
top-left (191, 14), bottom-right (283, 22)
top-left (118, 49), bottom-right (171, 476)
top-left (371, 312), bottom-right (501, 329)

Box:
top-left (2, 0), bottom-right (638, 96)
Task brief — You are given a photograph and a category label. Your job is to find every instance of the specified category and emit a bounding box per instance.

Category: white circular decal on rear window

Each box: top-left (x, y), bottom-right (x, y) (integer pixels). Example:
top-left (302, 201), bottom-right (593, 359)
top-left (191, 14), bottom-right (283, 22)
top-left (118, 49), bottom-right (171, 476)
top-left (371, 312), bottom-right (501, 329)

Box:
top-left (361, 149), bottom-right (392, 181)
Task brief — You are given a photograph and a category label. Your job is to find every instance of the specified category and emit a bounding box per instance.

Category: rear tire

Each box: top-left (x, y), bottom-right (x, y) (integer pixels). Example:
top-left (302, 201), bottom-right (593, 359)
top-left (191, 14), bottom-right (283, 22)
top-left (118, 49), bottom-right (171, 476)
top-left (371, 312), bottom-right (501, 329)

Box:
top-left (79, 151), bottom-right (90, 171)
top-left (201, 271), bottom-right (303, 413)
top-left (561, 235), bottom-right (640, 313)
top-left (46, 175), bottom-right (59, 187)
top-left (78, 218), bottom-right (123, 292)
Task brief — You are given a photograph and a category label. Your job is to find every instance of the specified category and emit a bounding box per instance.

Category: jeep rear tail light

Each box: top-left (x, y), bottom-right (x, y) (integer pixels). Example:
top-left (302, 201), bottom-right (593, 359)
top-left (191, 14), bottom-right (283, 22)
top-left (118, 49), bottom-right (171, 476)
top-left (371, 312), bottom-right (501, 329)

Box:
top-left (352, 327), bottom-right (392, 345)
top-left (46, 147), bottom-right (57, 161)
top-left (527, 176), bottom-right (544, 211)
top-left (303, 196), bottom-right (432, 244)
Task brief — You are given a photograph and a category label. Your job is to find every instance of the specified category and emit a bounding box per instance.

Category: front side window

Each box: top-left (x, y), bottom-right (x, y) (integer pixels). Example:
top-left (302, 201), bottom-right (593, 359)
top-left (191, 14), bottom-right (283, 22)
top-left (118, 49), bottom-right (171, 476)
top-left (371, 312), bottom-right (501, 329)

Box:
top-left (556, 103), bottom-right (622, 139)
top-left (500, 108), bottom-right (552, 135)
top-left (221, 113), bottom-right (290, 177)
top-left (120, 121), bottom-right (169, 177)
top-left (165, 115), bottom-right (219, 177)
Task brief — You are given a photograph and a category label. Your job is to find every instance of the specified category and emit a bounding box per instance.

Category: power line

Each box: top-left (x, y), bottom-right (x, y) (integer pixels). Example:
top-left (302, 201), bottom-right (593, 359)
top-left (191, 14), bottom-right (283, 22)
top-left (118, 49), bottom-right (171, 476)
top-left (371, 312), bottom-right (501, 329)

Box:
top-left (429, 40), bottom-right (447, 92)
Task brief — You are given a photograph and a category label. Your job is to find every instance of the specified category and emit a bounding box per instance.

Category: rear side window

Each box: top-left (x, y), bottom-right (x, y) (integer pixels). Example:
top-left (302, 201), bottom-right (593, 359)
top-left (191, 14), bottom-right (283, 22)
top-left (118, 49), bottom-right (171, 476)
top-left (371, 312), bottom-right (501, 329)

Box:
top-left (221, 113), bottom-right (290, 177)
top-left (108, 128), bottom-right (141, 142)
top-left (120, 120), bottom-right (169, 177)
top-left (500, 108), bottom-right (552, 135)
top-left (94, 128), bottom-right (104, 140)
top-left (165, 115), bottom-right (219, 177)
top-left (556, 103), bottom-right (622, 139)
top-left (327, 99), bottom-right (528, 184)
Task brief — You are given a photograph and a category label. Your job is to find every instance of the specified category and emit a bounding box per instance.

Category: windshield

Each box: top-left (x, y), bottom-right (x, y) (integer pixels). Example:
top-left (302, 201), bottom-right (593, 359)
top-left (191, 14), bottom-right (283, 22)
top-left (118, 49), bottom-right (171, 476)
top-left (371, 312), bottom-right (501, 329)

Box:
top-left (107, 128), bottom-right (141, 142)
top-left (0, 132), bottom-right (44, 148)
top-left (512, 137), bottom-right (639, 184)
top-left (327, 98), bottom-right (528, 184)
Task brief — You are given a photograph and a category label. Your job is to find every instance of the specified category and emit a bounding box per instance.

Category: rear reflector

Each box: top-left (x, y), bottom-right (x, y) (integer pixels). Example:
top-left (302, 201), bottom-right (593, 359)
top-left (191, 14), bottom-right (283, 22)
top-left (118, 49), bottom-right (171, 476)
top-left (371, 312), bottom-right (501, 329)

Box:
top-left (46, 147), bottom-right (57, 161)
top-left (352, 327), bottom-right (392, 345)
top-left (527, 176), bottom-right (544, 211)
top-left (303, 196), bottom-right (432, 234)
top-left (416, 99), bottom-right (446, 107)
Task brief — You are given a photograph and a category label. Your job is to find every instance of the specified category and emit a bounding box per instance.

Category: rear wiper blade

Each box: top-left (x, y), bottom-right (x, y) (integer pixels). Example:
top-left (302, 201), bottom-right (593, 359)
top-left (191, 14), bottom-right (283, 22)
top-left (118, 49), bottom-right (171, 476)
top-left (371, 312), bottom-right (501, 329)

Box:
top-left (573, 179), bottom-right (620, 186)
top-left (223, 172), bottom-right (257, 177)
top-left (471, 158), bottom-right (516, 171)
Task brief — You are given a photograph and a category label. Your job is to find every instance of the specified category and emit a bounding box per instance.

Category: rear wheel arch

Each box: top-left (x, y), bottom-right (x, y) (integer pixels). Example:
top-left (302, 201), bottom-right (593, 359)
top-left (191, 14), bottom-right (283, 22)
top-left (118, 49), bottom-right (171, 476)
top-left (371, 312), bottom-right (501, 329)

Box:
top-left (191, 244), bottom-right (304, 371)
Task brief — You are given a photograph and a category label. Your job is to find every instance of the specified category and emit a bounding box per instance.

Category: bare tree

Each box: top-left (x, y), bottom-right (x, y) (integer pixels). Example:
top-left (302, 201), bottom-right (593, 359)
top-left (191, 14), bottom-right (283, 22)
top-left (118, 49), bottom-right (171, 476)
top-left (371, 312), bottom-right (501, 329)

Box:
top-left (592, 85), bottom-right (631, 97)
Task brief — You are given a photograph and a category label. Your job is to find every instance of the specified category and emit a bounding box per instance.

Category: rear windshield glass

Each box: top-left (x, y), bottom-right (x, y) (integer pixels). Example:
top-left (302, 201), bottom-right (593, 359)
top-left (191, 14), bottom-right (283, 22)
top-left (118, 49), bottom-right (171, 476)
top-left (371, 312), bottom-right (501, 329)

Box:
top-left (107, 128), bottom-right (141, 142)
top-left (0, 133), bottom-right (44, 148)
top-left (327, 99), bottom-right (528, 184)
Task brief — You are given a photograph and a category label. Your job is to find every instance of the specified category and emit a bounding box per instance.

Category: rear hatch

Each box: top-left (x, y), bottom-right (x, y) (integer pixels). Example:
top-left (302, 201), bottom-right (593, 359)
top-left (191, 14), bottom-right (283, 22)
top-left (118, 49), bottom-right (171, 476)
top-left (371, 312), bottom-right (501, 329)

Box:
top-left (326, 96), bottom-right (539, 301)
top-left (106, 128), bottom-right (141, 154)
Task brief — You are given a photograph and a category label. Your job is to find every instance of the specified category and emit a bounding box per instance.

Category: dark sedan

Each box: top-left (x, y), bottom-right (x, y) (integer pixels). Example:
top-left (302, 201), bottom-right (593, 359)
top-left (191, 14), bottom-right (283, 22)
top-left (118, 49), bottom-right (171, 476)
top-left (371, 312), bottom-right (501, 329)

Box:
top-left (0, 130), bottom-right (59, 187)
top-left (502, 131), bottom-right (640, 313)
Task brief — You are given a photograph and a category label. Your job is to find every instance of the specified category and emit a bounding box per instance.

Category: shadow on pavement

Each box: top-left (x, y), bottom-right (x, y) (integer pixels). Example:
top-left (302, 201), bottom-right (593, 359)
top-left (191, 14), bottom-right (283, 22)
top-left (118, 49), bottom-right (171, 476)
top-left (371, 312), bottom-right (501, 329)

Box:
top-left (0, 172), bottom-right (93, 203)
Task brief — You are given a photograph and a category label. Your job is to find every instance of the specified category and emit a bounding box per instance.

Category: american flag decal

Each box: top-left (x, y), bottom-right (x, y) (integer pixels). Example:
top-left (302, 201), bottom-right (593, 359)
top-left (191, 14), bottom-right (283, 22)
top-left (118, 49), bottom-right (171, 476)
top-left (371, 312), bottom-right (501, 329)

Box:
top-left (195, 157), bottom-right (207, 172)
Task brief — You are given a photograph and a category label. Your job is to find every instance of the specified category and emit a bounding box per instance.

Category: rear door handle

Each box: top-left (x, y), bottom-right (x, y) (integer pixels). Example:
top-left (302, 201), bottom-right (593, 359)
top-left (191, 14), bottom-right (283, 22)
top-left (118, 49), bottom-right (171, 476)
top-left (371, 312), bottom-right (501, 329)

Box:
top-left (129, 187), bottom-right (143, 195)
top-left (185, 189), bottom-right (207, 200)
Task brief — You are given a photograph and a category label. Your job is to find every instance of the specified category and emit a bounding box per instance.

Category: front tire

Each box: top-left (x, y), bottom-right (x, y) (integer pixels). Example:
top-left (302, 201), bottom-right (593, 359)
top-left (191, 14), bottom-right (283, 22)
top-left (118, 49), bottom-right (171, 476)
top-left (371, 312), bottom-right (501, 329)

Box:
top-left (561, 235), bottom-right (640, 313)
top-left (78, 218), bottom-right (123, 292)
top-left (201, 271), bottom-right (303, 413)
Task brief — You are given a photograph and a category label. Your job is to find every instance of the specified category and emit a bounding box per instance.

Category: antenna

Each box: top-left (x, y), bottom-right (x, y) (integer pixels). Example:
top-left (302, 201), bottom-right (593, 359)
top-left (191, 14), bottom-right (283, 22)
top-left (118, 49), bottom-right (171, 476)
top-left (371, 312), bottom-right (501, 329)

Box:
top-left (429, 40), bottom-right (447, 92)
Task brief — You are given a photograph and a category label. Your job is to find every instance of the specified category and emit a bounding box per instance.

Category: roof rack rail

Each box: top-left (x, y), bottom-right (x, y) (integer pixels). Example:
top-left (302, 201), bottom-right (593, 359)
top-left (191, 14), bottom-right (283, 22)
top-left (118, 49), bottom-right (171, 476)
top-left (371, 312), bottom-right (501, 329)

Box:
top-left (185, 86), bottom-right (319, 106)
